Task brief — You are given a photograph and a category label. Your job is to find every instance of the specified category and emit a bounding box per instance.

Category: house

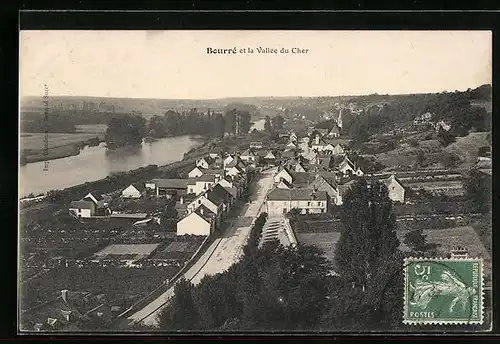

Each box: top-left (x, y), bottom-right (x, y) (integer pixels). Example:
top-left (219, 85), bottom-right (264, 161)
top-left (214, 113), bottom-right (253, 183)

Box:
top-left (287, 141), bottom-right (297, 149)
top-left (223, 155), bottom-right (235, 167)
top-left (435, 120), bottom-right (452, 132)
top-left (201, 169), bottom-right (225, 180)
top-left (355, 167), bottom-right (364, 177)
top-left (82, 192), bottom-right (110, 212)
top-left (327, 125), bottom-right (341, 138)
top-left (176, 205), bottom-right (216, 236)
top-left (121, 183), bottom-right (144, 199)
top-left (265, 189), bottom-right (328, 216)
top-left (290, 172), bottom-right (314, 188)
top-left (308, 174), bottom-right (341, 205)
top-left (20, 290), bottom-right (88, 332)
top-left (280, 150), bottom-right (296, 160)
top-left (187, 193), bottom-right (220, 219)
top-left (196, 156), bottom-right (215, 169)
top-left (217, 176), bottom-right (234, 189)
top-left (332, 144), bottom-right (345, 156)
top-left (276, 178), bottom-right (293, 189)
top-left (69, 200), bottom-right (95, 218)
top-left (187, 175), bottom-right (217, 195)
top-left (226, 165), bottom-right (244, 177)
top-left (293, 162), bottom-right (307, 173)
top-left (289, 131), bottom-right (298, 142)
top-left (336, 179), bottom-right (357, 205)
top-left (240, 149), bottom-right (258, 165)
top-left (338, 156), bottom-right (356, 175)
top-left (207, 184), bottom-right (234, 213)
top-left (301, 150), bottom-right (317, 163)
top-left (313, 155), bottom-right (333, 171)
top-left (208, 152), bottom-right (220, 160)
top-left (383, 174), bottom-right (405, 203)
top-left (188, 166), bottom-right (205, 178)
top-left (148, 179), bottom-right (188, 198)
top-left (274, 167), bottom-right (293, 184)
top-left (250, 141), bottom-right (263, 149)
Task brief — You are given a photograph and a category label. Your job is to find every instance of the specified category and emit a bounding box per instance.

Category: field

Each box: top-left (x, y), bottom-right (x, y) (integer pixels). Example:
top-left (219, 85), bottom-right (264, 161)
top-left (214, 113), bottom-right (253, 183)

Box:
top-left (75, 124), bottom-right (108, 133)
top-left (445, 132), bottom-right (490, 168)
top-left (93, 243), bottom-right (160, 261)
top-left (396, 226), bottom-right (490, 260)
top-left (20, 133), bottom-right (104, 150)
top-left (295, 232), bottom-right (340, 263)
top-left (405, 180), bottom-right (464, 196)
top-left (20, 132), bottom-right (105, 164)
top-left (149, 235), bottom-right (206, 261)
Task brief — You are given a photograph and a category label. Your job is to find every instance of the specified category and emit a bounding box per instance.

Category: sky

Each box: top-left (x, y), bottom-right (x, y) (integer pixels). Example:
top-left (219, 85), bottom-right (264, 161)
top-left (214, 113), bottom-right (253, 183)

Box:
top-left (20, 30), bottom-right (492, 99)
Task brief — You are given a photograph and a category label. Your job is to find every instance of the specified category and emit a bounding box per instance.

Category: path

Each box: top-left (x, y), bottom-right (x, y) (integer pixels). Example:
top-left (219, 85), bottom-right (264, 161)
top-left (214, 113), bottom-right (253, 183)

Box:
top-left (127, 167), bottom-right (277, 327)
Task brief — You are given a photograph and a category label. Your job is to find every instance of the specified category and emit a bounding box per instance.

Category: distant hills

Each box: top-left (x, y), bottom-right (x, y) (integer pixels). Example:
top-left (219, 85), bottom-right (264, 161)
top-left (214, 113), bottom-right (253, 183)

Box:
top-left (21, 84), bottom-right (491, 120)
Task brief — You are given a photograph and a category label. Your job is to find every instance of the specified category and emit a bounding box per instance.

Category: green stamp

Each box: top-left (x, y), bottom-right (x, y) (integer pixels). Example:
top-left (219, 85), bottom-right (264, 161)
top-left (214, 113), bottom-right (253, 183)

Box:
top-left (404, 258), bottom-right (483, 325)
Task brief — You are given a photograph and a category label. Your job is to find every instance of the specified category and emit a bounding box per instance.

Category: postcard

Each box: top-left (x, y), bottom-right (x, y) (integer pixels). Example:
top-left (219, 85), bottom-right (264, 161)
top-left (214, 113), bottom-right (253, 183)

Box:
top-left (19, 29), bottom-right (492, 334)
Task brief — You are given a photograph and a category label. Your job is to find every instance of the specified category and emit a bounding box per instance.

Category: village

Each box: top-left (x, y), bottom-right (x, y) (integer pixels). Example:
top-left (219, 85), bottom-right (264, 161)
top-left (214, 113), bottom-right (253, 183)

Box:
top-left (19, 104), bottom-right (492, 331)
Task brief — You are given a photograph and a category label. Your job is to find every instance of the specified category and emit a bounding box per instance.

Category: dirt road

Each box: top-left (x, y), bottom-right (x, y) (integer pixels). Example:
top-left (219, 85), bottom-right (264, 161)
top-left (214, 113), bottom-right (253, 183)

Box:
top-left (127, 167), bottom-right (277, 327)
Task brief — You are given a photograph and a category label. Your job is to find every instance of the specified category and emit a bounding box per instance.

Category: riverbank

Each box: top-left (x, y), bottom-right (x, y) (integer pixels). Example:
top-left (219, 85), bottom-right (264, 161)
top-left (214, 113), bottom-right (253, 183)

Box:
top-left (20, 134), bottom-right (104, 165)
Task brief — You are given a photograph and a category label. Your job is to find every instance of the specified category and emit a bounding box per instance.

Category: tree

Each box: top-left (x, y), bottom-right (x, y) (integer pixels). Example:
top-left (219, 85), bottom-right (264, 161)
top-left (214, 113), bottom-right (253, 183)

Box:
top-left (441, 152), bottom-right (461, 169)
top-left (264, 115), bottom-right (272, 132)
top-left (436, 126), bottom-right (456, 147)
top-left (271, 115), bottom-right (285, 132)
top-left (332, 178), bottom-right (403, 329)
top-left (105, 114), bottom-right (147, 149)
top-left (416, 150), bottom-right (427, 167)
top-left (160, 201), bottom-right (178, 231)
top-left (463, 168), bottom-right (491, 214)
top-left (158, 278), bottom-right (200, 330)
top-left (403, 229), bottom-right (427, 253)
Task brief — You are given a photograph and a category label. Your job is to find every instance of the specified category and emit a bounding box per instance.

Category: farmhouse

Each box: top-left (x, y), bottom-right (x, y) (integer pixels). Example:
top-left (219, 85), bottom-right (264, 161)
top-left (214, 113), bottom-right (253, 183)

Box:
top-left (121, 183), bottom-right (145, 199)
top-left (187, 175), bottom-right (217, 195)
top-left (69, 200), bottom-right (95, 218)
top-left (382, 174), bottom-right (405, 203)
top-left (147, 179), bottom-right (188, 198)
top-left (265, 189), bottom-right (328, 216)
top-left (176, 205), bottom-right (216, 236)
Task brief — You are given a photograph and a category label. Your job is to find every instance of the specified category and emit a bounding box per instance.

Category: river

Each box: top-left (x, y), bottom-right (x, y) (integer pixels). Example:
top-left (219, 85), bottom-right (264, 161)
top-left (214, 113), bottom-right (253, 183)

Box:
top-left (19, 135), bottom-right (203, 198)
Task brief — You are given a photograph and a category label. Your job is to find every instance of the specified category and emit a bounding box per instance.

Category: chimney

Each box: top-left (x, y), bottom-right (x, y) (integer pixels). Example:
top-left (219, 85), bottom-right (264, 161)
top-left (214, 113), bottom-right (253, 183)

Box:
top-left (61, 289), bottom-right (68, 303)
top-left (200, 207), bottom-right (204, 215)
top-left (180, 196), bottom-right (184, 205)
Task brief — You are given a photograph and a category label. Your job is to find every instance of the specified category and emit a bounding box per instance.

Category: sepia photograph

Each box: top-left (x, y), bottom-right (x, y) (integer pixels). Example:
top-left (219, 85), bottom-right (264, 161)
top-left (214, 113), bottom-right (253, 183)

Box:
top-left (18, 30), bottom-right (492, 334)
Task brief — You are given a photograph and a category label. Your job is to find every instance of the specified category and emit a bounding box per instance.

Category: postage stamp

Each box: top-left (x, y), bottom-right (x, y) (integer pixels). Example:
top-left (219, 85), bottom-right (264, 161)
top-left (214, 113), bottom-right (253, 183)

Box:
top-left (404, 258), bottom-right (484, 325)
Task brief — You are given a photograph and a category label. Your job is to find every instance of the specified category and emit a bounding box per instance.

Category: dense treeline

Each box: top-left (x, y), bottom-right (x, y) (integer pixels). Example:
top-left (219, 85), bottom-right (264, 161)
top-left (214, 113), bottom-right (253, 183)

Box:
top-left (157, 179), bottom-right (408, 331)
top-left (105, 115), bottom-right (147, 149)
top-left (21, 110), bottom-right (133, 133)
top-left (20, 113), bottom-right (77, 133)
top-left (315, 85), bottom-right (492, 144)
top-left (147, 108), bottom-right (252, 139)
